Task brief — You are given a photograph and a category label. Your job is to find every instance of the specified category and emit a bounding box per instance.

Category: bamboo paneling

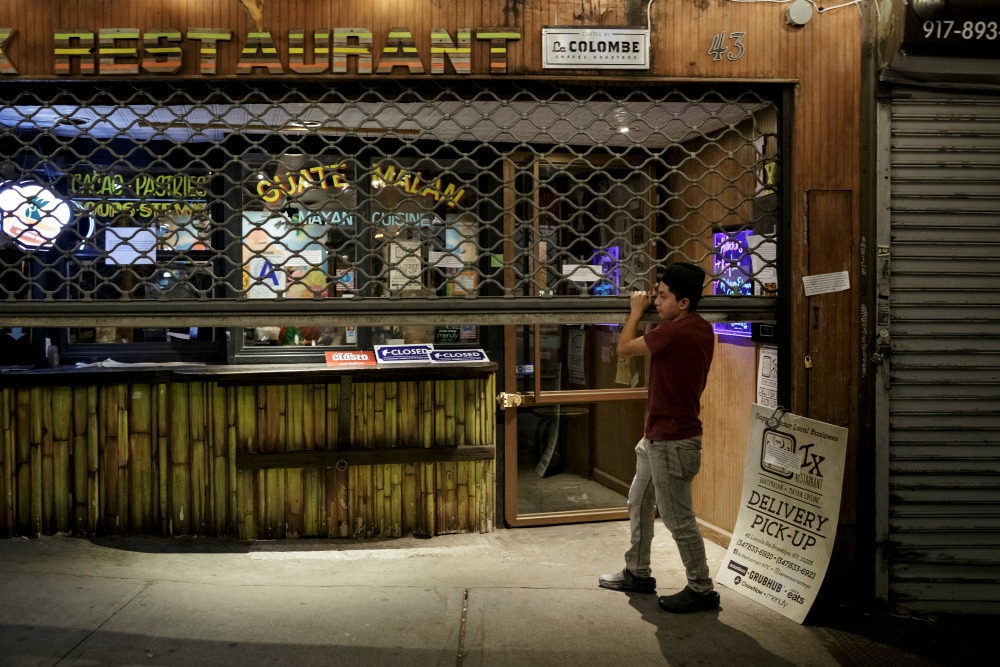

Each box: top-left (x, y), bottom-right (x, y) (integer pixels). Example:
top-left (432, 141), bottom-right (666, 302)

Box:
top-left (0, 374), bottom-right (495, 538)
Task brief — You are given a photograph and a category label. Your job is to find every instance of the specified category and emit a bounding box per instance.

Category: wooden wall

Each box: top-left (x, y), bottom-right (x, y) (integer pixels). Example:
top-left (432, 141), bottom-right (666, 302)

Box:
top-left (660, 108), bottom-right (780, 540)
top-left (0, 376), bottom-right (495, 538)
top-left (698, 336), bottom-right (758, 539)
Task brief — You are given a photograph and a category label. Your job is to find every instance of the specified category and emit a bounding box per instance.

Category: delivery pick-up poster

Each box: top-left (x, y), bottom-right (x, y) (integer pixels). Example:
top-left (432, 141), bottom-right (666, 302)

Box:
top-left (716, 405), bottom-right (847, 623)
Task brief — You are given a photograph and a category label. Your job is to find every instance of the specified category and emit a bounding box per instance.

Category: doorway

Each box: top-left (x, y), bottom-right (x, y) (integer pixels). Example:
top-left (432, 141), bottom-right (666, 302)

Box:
top-left (499, 154), bottom-right (656, 526)
top-left (501, 323), bottom-right (649, 525)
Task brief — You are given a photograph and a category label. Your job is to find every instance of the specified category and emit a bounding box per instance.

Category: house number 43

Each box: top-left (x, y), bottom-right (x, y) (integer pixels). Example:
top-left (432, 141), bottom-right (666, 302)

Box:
top-left (709, 31), bottom-right (746, 61)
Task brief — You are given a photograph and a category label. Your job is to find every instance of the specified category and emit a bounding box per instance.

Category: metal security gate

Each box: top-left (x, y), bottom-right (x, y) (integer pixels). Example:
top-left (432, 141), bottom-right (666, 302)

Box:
top-left (0, 79), bottom-right (784, 337)
top-left (881, 90), bottom-right (1000, 613)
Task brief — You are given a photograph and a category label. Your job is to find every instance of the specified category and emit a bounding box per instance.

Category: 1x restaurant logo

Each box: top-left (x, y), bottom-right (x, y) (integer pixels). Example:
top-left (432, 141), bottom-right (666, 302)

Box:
top-left (760, 429), bottom-right (797, 478)
top-left (759, 427), bottom-right (827, 491)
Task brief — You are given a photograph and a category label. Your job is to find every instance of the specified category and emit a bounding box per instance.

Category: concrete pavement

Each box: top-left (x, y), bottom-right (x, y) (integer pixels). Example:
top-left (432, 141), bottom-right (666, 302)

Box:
top-left (0, 521), bottom-right (981, 666)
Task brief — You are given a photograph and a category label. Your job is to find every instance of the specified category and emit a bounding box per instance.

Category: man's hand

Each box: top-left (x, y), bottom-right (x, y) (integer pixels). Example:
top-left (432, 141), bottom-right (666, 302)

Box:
top-left (629, 290), bottom-right (653, 316)
top-left (618, 290), bottom-right (654, 357)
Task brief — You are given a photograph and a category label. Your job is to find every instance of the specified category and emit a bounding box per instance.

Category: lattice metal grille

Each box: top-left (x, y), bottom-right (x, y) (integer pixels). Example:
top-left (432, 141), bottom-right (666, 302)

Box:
top-left (0, 79), bottom-right (782, 327)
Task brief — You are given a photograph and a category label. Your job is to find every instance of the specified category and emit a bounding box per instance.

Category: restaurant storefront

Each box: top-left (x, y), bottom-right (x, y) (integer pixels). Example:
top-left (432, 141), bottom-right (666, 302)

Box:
top-left (0, 0), bottom-right (864, 601)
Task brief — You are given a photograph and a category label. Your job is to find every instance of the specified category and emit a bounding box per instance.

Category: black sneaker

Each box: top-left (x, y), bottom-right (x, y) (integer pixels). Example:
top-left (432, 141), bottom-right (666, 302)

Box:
top-left (658, 586), bottom-right (720, 613)
top-left (598, 568), bottom-right (656, 594)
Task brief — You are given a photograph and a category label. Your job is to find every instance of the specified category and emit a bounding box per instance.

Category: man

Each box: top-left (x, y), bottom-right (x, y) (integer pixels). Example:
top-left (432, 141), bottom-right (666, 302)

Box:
top-left (599, 262), bottom-right (719, 613)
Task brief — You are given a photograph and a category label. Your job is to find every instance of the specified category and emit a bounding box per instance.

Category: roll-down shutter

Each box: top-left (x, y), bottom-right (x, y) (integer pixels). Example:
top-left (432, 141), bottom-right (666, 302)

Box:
top-left (887, 91), bottom-right (1000, 613)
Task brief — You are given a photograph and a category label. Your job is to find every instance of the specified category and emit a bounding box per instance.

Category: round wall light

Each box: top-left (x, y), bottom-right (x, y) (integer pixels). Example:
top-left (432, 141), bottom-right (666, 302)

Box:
top-left (786, 0), bottom-right (814, 27)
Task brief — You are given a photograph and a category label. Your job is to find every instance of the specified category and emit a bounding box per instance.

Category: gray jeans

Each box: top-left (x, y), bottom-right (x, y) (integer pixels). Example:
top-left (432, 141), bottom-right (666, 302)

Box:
top-left (624, 436), bottom-right (713, 593)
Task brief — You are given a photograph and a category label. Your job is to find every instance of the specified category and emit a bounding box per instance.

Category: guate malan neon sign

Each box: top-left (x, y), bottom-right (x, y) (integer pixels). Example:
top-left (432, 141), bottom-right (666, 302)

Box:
top-left (258, 163), bottom-right (467, 208)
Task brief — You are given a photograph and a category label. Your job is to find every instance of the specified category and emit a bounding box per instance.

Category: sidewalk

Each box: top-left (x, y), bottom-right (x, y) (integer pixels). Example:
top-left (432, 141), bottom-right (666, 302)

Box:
top-left (0, 521), bottom-right (986, 666)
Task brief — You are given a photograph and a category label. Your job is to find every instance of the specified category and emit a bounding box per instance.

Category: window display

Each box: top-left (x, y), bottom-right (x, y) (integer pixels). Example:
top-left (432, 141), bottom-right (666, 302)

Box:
top-left (239, 155), bottom-right (485, 350)
top-left (0, 80), bottom-right (782, 366)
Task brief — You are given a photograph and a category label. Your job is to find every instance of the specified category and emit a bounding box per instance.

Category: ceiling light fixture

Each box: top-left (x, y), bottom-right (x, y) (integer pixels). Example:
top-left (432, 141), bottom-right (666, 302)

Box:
top-left (285, 120), bottom-right (322, 130)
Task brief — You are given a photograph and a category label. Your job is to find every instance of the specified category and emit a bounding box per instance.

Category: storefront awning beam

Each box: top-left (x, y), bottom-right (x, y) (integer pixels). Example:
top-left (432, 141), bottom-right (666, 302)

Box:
top-left (0, 296), bottom-right (777, 328)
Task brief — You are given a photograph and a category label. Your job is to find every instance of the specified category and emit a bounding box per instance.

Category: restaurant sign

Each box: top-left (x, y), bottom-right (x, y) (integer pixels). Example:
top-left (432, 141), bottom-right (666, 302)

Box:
top-left (0, 26), bottom-right (521, 77)
top-left (542, 27), bottom-right (649, 70)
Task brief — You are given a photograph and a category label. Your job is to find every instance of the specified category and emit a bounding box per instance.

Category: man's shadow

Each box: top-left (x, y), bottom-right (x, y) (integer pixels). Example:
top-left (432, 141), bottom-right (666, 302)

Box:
top-left (627, 592), bottom-right (800, 665)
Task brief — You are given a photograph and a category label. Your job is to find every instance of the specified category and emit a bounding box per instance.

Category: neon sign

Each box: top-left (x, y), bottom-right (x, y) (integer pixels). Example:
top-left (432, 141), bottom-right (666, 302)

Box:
top-left (713, 229), bottom-right (753, 338)
top-left (0, 182), bottom-right (72, 248)
top-left (591, 246), bottom-right (620, 296)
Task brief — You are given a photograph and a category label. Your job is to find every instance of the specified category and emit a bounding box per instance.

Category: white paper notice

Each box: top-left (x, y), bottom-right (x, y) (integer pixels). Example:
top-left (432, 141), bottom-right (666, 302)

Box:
top-left (428, 250), bottom-right (464, 269)
top-left (802, 271), bottom-right (850, 296)
top-left (562, 263), bottom-right (601, 283)
top-left (246, 252), bottom-right (285, 299)
top-left (298, 249), bottom-right (324, 265)
top-left (389, 240), bottom-right (422, 291)
top-left (105, 227), bottom-right (157, 265)
top-left (748, 235), bottom-right (777, 294)
top-left (716, 405), bottom-right (847, 624)
top-left (756, 344), bottom-right (778, 408)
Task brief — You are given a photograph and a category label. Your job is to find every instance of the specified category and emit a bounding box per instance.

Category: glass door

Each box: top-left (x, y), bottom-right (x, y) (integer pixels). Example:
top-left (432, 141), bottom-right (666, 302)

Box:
top-left (502, 154), bottom-right (656, 526)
